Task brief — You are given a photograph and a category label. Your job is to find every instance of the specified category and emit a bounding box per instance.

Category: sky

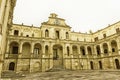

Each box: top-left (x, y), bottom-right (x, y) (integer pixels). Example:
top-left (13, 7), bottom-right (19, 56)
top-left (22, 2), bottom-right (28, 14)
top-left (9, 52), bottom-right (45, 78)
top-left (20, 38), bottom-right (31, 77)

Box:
top-left (13, 0), bottom-right (120, 33)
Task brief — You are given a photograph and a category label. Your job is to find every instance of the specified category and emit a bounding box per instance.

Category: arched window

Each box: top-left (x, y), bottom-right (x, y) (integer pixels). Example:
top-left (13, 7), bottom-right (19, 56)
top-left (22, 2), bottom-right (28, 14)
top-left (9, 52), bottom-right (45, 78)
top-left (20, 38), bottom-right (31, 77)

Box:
top-left (45, 29), bottom-right (49, 37)
top-left (103, 43), bottom-right (108, 54)
top-left (96, 45), bottom-right (101, 55)
top-left (66, 32), bottom-right (69, 39)
top-left (111, 40), bottom-right (118, 53)
top-left (87, 46), bottom-right (92, 55)
top-left (80, 46), bottom-right (85, 56)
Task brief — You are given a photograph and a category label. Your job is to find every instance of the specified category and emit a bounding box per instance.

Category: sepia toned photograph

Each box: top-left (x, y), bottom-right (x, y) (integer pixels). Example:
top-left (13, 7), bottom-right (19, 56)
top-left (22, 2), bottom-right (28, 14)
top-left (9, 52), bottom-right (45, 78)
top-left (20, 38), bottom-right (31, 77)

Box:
top-left (0, 0), bottom-right (120, 80)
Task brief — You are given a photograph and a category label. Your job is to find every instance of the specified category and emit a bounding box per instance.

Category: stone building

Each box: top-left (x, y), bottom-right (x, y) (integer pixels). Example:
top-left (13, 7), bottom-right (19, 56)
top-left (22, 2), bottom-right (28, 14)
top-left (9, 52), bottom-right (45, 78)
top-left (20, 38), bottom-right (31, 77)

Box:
top-left (3, 13), bottom-right (120, 73)
top-left (0, 0), bottom-right (120, 76)
top-left (0, 0), bottom-right (16, 77)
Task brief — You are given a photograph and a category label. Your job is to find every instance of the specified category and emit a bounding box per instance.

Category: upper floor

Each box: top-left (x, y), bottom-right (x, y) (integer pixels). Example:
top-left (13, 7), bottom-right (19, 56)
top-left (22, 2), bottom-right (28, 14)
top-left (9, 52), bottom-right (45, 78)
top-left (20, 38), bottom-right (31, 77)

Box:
top-left (9, 13), bottom-right (120, 42)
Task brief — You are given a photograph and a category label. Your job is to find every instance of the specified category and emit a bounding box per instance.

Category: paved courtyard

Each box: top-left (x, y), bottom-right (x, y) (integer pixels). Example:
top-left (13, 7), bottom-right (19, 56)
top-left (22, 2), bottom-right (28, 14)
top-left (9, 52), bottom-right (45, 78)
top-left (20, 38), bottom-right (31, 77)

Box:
top-left (1, 70), bottom-right (120, 80)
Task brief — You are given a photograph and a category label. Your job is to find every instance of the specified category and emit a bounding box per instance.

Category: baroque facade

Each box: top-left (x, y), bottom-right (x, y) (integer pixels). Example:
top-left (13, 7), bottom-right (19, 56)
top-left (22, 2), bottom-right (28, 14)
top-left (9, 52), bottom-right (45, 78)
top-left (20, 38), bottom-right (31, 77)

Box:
top-left (0, 0), bottom-right (120, 75)
top-left (3, 13), bottom-right (120, 73)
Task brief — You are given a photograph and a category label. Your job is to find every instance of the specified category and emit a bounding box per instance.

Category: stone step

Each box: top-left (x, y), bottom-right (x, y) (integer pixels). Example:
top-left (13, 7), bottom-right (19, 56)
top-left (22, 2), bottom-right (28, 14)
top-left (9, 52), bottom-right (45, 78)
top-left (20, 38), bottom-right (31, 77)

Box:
top-left (1, 71), bottom-right (25, 78)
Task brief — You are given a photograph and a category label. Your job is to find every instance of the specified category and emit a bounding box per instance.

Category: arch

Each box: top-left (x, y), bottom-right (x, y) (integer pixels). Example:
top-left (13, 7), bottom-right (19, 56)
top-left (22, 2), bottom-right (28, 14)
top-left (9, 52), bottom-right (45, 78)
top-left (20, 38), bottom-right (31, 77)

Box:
top-left (87, 46), bottom-right (92, 55)
top-left (80, 46), bottom-right (85, 56)
top-left (66, 32), bottom-right (69, 39)
top-left (9, 62), bottom-right (15, 71)
top-left (115, 59), bottom-right (120, 69)
top-left (34, 43), bottom-right (42, 57)
top-left (45, 45), bottom-right (49, 55)
top-left (111, 40), bottom-right (118, 53)
top-left (90, 61), bottom-right (94, 70)
top-left (99, 61), bottom-right (102, 69)
top-left (22, 42), bottom-right (31, 55)
top-left (45, 29), bottom-right (49, 37)
top-left (103, 43), bottom-right (108, 54)
top-left (96, 45), bottom-right (101, 55)
top-left (72, 45), bottom-right (78, 56)
top-left (10, 42), bottom-right (19, 54)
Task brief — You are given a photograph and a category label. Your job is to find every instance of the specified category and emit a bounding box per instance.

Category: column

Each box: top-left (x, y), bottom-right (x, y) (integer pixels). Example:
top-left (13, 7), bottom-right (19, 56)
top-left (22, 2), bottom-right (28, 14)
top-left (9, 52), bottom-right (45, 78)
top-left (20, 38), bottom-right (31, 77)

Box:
top-left (41, 42), bottom-right (45, 58)
top-left (77, 45), bottom-right (80, 55)
top-left (18, 41), bottom-right (23, 58)
top-left (93, 45), bottom-right (97, 55)
top-left (30, 42), bottom-right (34, 57)
top-left (85, 45), bottom-right (88, 58)
top-left (108, 42), bottom-right (112, 56)
top-left (100, 44), bottom-right (104, 57)
top-left (63, 44), bottom-right (66, 58)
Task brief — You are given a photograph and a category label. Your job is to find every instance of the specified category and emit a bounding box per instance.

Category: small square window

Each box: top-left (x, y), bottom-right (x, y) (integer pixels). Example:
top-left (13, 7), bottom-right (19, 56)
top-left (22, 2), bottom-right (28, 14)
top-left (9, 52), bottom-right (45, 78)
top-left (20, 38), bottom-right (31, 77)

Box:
top-left (14, 30), bottom-right (19, 36)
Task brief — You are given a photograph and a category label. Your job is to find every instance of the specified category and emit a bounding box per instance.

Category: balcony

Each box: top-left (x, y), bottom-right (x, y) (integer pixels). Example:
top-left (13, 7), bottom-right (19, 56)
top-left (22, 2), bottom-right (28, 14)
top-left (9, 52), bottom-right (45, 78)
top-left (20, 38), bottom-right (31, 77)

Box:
top-left (5, 54), bottom-right (18, 58)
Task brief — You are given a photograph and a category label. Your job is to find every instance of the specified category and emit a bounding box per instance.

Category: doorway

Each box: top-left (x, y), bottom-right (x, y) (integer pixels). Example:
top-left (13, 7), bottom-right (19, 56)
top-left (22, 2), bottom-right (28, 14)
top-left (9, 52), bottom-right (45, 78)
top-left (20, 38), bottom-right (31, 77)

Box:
top-left (53, 44), bottom-right (63, 68)
top-left (9, 62), bottom-right (15, 71)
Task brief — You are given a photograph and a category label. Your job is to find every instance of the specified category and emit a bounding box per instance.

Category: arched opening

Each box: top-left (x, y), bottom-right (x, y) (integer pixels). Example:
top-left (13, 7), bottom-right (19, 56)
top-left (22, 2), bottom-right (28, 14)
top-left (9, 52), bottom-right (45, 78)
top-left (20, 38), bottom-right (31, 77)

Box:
top-left (53, 44), bottom-right (63, 68)
top-left (10, 42), bottom-right (19, 54)
top-left (45, 45), bottom-right (49, 55)
top-left (72, 45), bottom-right (78, 57)
top-left (80, 46), bottom-right (85, 56)
top-left (115, 59), bottom-right (120, 69)
top-left (111, 40), bottom-right (118, 53)
top-left (66, 32), bottom-right (69, 39)
top-left (22, 42), bottom-right (31, 56)
top-left (45, 29), bottom-right (49, 37)
top-left (96, 45), bottom-right (101, 55)
top-left (34, 43), bottom-right (42, 57)
top-left (87, 46), bottom-right (92, 55)
top-left (67, 46), bottom-right (70, 56)
top-left (103, 43), bottom-right (108, 54)
top-left (90, 61), bottom-right (94, 70)
top-left (9, 62), bottom-right (15, 71)
top-left (99, 61), bottom-right (102, 69)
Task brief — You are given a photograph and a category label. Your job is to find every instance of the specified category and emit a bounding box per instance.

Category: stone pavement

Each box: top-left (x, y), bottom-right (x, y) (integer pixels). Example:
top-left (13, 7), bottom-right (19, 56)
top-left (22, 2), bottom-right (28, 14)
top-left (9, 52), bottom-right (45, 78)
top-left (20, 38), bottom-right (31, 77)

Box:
top-left (1, 70), bottom-right (120, 80)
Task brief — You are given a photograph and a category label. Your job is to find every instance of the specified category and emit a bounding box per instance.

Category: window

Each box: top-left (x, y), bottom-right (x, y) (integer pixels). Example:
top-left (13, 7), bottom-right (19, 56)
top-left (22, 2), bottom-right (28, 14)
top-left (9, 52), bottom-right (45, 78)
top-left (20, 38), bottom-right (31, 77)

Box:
top-left (66, 32), bottom-right (69, 39)
top-left (112, 48), bottom-right (115, 52)
top-left (34, 48), bottom-right (39, 55)
top-left (45, 29), bottom-right (49, 37)
top-left (103, 34), bottom-right (106, 38)
top-left (14, 30), bottom-right (19, 36)
top-left (116, 28), bottom-right (120, 33)
top-left (94, 37), bottom-right (98, 42)
top-left (26, 35), bottom-right (29, 37)
top-left (56, 31), bottom-right (59, 39)
top-left (104, 49), bottom-right (108, 53)
top-left (12, 46), bottom-right (18, 54)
